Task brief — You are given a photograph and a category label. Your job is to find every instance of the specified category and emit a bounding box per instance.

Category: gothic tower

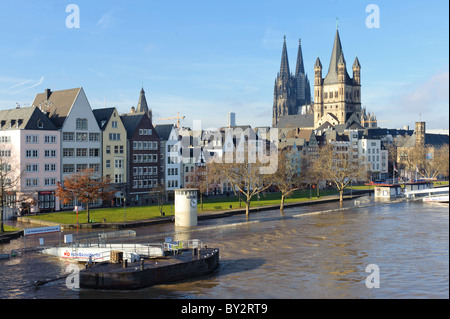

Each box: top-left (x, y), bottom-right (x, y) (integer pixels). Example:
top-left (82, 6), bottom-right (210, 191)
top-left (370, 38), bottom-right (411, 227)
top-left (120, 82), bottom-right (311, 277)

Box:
top-left (272, 36), bottom-right (297, 127)
top-left (272, 37), bottom-right (312, 127)
top-left (313, 29), bottom-right (362, 129)
top-left (136, 87), bottom-right (152, 122)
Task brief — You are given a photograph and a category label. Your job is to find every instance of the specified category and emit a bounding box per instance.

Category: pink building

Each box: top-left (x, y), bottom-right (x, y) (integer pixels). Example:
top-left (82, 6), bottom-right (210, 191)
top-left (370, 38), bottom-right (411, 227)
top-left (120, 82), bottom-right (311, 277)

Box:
top-left (0, 107), bottom-right (61, 217)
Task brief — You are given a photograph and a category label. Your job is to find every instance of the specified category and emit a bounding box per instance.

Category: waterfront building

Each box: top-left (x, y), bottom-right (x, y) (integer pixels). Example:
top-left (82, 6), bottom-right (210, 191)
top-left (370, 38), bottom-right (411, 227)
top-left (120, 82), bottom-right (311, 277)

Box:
top-left (0, 106), bottom-right (61, 215)
top-left (155, 124), bottom-right (182, 200)
top-left (121, 108), bottom-right (161, 206)
top-left (93, 107), bottom-right (128, 206)
top-left (32, 88), bottom-right (102, 210)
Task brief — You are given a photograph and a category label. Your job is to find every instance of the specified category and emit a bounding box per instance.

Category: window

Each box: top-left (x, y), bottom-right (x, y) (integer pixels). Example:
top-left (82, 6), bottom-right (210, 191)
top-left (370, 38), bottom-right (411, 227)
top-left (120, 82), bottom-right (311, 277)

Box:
top-left (26, 150), bottom-right (39, 158)
top-left (63, 132), bottom-right (75, 142)
top-left (44, 150), bottom-right (57, 158)
top-left (76, 148), bottom-right (87, 157)
top-left (25, 178), bottom-right (39, 187)
top-left (89, 149), bottom-right (100, 157)
top-left (76, 118), bottom-right (88, 130)
top-left (63, 149), bottom-right (74, 157)
top-left (114, 145), bottom-right (124, 154)
top-left (106, 160), bottom-right (111, 168)
top-left (44, 178), bottom-right (57, 186)
top-left (26, 164), bottom-right (39, 172)
top-left (89, 133), bottom-right (100, 142)
top-left (44, 164), bottom-right (57, 172)
top-left (115, 159), bottom-right (123, 168)
top-left (111, 121), bottom-right (118, 128)
top-left (76, 164), bottom-right (88, 172)
top-left (115, 174), bottom-right (123, 183)
top-left (89, 164), bottom-right (100, 172)
top-left (109, 133), bottom-right (121, 141)
top-left (44, 135), bottom-right (57, 144)
top-left (0, 150), bottom-right (11, 158)
top-left (106, 146), bottom-right (111, 154)
top-left (0, 136), bottom-right (11, 144)
top-left (76, 133), bottom-right (88, 142)
top-left (26, 135), bottom-right (39, 144)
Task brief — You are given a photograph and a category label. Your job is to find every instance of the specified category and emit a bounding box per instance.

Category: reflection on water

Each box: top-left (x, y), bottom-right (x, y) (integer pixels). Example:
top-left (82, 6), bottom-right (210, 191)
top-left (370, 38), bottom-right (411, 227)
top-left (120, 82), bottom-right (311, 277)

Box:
top-left (1, 198), bottom-right (448, 299)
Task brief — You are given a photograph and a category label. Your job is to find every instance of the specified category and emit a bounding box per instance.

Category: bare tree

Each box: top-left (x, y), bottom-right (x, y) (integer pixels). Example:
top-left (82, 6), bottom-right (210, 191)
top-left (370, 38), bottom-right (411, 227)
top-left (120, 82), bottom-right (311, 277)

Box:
top-left (208, 150), bottom-right (273, 216)
top-left (56, 168), bottom-right (114, 223)
top-left (272, 147), bottom-right (303, 213)
top-left (312, 144), bottom-right (369, 202)
top-left (0, 157), bottom-right (22, 233)
top-left (186, 164), bottom-right (208, 211)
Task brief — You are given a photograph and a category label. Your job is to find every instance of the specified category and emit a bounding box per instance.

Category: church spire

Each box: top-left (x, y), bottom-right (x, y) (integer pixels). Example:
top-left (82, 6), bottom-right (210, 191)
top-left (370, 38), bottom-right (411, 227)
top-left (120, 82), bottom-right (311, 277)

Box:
top-left (324, 29), bottom-right (349, 84)
top-left (279, 35), bottom-right (290, 79)
top-left (136, 87), bottom-right (150, 115)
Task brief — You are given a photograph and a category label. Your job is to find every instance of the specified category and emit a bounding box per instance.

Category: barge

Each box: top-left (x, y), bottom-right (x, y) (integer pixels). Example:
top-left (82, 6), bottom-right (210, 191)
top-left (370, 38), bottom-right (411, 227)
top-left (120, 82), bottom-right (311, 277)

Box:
top-left (80, 247), bottom-right (219, 290)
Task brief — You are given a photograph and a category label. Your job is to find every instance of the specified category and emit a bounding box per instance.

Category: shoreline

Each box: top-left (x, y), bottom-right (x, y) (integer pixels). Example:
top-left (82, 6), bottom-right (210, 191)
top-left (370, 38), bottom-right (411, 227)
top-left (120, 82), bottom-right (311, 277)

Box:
top-left (2, 190), bottom-right (374, 243)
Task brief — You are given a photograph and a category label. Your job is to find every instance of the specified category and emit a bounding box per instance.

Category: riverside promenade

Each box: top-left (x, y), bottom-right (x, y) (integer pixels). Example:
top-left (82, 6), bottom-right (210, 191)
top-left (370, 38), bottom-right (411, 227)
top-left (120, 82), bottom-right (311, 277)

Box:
top-left (9, 190), bottom-right (371, 235)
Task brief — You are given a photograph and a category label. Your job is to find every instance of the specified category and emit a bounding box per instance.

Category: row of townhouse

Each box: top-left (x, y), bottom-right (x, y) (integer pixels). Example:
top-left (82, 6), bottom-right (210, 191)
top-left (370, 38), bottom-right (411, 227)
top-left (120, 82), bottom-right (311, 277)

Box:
top-left (0, 87), bottom-right (161, 217)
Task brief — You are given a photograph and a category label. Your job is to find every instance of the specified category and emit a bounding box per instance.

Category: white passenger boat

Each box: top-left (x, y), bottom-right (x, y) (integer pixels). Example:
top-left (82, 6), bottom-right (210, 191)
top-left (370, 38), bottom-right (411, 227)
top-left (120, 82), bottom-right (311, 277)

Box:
top-left (423, 195), bottom-right (449, 203)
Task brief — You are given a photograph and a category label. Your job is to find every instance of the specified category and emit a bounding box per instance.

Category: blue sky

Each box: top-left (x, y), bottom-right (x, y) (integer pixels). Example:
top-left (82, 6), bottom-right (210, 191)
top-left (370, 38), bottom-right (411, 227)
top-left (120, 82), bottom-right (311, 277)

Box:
top-left (0, 0), bottom-right (448, 130)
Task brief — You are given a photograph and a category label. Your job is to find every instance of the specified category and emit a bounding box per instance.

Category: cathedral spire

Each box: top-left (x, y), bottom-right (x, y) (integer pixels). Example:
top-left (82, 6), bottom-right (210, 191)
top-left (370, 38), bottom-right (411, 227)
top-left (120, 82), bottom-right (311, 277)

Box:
top-left (295, 39), bottom-right (305, 77)
top-left (279, 35), bottom-right (290, 79)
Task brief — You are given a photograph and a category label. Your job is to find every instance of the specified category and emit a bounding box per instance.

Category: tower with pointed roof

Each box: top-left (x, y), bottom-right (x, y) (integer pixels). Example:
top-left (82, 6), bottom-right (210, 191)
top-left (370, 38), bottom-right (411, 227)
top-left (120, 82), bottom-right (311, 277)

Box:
top-left (313, 28), bottom-right (362, 129)
top-left (272, 37), bottom-right (312, 127)
top-left (136, 87), bottom-right (152, 122)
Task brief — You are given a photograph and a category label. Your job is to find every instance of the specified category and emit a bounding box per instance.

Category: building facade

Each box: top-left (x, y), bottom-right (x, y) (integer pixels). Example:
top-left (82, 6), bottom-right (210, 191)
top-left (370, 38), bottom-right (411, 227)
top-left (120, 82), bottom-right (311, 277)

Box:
top-left (0, 107), bottom-right (61, 216)
top-left (93, 107), bottom-right (128, 206)
top-left (32, 87), bottom-right (102, 209)
top-left (121, 111), bottom-right (161, 206)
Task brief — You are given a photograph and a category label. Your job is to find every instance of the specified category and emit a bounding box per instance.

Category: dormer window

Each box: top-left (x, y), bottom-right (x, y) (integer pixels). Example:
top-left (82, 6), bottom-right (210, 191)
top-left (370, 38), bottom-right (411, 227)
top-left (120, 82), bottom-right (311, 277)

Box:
top-left (37, 120), bottom-right (44, 129)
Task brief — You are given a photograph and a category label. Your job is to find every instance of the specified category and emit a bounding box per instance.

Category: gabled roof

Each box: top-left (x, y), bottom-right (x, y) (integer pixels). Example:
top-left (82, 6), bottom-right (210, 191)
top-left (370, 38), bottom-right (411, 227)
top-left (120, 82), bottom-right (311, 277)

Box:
top-left (0, 106), bottom-right (58, 131)
top-left (154, 124), bottom-right (174, 141)
top-left (120, 113), bottom-right (146, 138)
top-left (93, 108), bottom-right (116, 130)
top-left (32, 88), bottom-right (82, 128)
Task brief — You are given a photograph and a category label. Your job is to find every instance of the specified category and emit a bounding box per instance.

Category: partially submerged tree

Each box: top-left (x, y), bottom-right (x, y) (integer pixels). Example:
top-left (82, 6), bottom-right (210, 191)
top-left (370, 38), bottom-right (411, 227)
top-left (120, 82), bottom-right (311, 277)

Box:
top-left (312, 144), bottom-right (369, 202)
top-left (56, 168), bottom-right (114, 223)
top-left (209, 149), bottom-right (274, 216)
top-left (272, 147), bottom-right (303, 213)
top-left (0, 158), bottom-right (22, 233)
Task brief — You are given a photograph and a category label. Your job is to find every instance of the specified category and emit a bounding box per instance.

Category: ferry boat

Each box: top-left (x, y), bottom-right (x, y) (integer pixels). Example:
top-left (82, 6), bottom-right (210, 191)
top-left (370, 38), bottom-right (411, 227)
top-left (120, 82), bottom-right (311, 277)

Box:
top-left (423, 194), bottom-right (449, 203)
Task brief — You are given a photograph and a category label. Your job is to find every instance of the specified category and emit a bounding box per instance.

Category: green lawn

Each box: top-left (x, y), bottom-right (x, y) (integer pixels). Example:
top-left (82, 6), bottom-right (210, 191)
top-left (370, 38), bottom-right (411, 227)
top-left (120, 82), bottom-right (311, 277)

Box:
top-left (27, 187), bottom-right (354, 225)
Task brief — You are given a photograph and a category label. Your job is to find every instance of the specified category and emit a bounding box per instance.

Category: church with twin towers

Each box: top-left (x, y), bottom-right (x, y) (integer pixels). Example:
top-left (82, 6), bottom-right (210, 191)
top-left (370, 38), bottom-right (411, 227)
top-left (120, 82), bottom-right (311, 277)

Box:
top-left (272, 27), bottom-right (377, 129)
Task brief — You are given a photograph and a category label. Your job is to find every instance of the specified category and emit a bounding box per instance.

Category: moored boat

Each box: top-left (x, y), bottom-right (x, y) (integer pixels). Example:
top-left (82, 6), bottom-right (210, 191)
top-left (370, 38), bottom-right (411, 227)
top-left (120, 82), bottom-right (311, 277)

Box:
top-left (79, 247), bottom-right (219, 290)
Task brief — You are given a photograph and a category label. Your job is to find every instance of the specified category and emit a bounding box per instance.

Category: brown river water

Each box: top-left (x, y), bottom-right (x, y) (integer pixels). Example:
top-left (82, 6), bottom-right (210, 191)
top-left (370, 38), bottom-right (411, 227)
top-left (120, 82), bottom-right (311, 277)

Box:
top-left (0, 196), bottom-right (448, 299)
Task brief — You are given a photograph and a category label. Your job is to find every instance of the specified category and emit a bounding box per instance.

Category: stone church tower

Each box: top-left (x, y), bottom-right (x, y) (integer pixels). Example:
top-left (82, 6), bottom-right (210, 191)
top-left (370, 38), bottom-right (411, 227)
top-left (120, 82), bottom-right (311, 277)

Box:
top-left (313, 29), bottom-right (362, 128)
top-left (272, 37), bottom-right (311, 127)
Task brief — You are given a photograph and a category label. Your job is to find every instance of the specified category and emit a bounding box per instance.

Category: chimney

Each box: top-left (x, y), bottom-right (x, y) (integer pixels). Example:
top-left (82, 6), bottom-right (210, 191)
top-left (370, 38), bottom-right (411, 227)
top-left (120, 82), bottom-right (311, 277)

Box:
top-left (45, 89), bottom-right (51, 100)
top-left (131, 106), bottom-right (136, 114)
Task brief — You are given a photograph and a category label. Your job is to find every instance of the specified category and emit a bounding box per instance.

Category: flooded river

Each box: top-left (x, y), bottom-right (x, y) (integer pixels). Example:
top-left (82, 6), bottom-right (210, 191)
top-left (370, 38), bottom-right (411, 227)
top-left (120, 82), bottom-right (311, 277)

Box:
top-left (0, 197), bottom-right (448, 299)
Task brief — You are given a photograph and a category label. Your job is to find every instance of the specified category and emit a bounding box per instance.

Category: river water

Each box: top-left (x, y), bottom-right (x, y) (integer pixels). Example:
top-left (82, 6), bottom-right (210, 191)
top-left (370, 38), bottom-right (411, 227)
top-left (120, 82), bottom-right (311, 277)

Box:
top-left (0, 196), bottom-right (448, 299)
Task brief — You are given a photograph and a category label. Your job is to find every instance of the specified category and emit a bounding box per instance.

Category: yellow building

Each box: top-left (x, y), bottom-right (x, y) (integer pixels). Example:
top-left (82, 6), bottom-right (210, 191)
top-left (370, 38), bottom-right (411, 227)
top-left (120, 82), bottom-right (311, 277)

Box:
top-left (93, 107), bottom-right (128, 206)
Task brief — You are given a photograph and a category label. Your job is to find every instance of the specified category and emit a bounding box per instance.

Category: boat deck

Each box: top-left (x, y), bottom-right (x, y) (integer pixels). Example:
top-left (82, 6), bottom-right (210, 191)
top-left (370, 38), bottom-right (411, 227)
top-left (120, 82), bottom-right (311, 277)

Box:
top-left (83, 248), bottom-right (218, 274)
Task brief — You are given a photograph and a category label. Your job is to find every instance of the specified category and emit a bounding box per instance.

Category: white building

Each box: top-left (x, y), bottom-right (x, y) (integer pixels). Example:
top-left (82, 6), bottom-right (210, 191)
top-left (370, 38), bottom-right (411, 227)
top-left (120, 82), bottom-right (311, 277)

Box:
top-left (358, 137), bottom-right (388, 181)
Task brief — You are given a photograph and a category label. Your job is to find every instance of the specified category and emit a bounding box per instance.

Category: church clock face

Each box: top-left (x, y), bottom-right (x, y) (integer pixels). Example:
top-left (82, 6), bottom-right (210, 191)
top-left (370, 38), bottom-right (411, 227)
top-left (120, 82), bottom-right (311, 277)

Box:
top-left (190, 198), bottom-right (197, 208)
